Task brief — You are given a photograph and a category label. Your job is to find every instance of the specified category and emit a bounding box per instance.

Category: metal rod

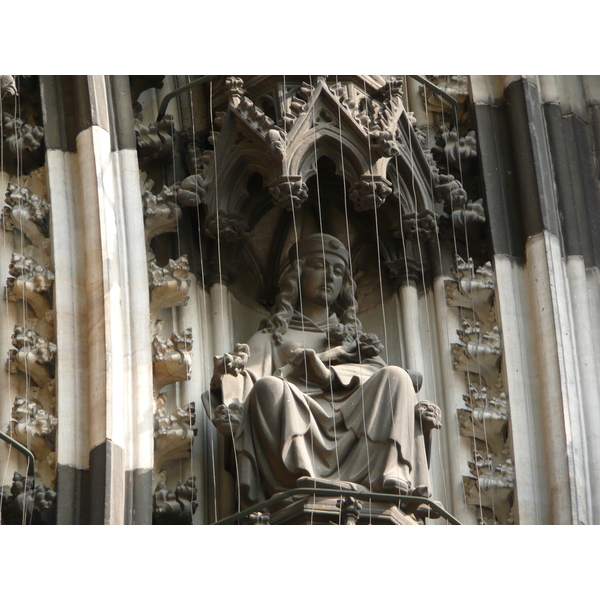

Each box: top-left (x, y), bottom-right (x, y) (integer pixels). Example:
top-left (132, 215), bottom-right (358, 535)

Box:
top-left (408, 75), bottom-right (460, 132)
top-left (0, 431), bottom-right (35, 478)
top-left (156, 75), bottom-right (221, 122)
top-left (212, 487), bottom-right (462, 525)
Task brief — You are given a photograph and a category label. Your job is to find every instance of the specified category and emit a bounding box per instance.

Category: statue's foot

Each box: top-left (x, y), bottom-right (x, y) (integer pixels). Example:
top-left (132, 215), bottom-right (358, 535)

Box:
top-left (382, 477), bottom-right (411, 495)
top-left (408, 485), bottom-right (431, 498)
top-left (296, 476), bottom-right (370, 494)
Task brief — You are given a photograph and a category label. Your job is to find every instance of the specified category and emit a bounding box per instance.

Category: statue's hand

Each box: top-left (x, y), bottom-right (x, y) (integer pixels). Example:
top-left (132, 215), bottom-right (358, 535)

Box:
top-left (318, 345), bottom-right (356, 365)
top-left (213, 403), bottom-right (244, 437)
top-left (210, 343), bottom-right (250, 390)
top-left (415, 400), bottom-right (442, 431)
top-left (288, 347), bottom-right (332, 388)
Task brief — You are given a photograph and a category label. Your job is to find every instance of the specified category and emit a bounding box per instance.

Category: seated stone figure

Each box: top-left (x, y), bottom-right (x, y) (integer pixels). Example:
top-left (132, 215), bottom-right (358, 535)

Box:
top-left (204, 233), bottom-right (441, 509)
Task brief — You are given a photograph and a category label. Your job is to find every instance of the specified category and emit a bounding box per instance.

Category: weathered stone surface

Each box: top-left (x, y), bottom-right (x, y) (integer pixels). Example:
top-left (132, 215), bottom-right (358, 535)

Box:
top-left (153, 476), bottom-right (197, 525)
top-left (154, 395), bottom-right (196, 470)
top-left (135, 114), bottom-right (175, 165)
top-left (2, 112), bottom-right (44, 156)
top-left (204, 210), bottom-right (249, 242)
top-left (0, 471), bottom-right (56, 525)
top-left (7, 325), bottom-right (56, 388)
top-left (151, 326), bottom-right (192, 394)
top-left (148, 255), bottom-right (190, 317)
top-left (6, 253), bottom-right (54, 320)
top-left (142, 185), bottom-right (182, 247)
top-left (269, 176), bottom-right (308, 211)
top-left (349, 175), bottom-right (392, 211)
top-left (1, 182), bottom-right (49, 248)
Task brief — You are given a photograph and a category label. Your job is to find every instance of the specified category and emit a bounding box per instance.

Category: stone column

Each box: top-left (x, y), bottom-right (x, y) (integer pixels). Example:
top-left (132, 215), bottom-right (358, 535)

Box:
top-left (40, 76), bottom-right (153, 524)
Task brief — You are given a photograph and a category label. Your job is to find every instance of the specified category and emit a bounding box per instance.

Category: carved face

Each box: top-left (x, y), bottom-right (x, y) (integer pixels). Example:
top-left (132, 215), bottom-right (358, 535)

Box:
top-left (300, 252), bottom-right (346, 307)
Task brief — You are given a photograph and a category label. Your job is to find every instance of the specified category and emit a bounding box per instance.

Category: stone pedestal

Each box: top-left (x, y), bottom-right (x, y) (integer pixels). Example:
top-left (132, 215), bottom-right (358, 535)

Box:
top-left (250, 495), bottom-right (421, 525)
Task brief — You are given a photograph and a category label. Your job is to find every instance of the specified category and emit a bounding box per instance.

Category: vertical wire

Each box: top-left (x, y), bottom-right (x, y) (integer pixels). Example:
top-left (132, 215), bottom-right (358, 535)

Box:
top-left (0, 79), bottom-right (7, 522)
top-left (170, 77), bottom-right (187, 494)
top-left (454, 83), bottom-right (497, 523)
top-left (334, 75), bottom-right (372, 524)
top-left (307, 75), bottom-right (322, 525)
top-left (14, 81), bottom-right (32, 523)
top-left (280, 76), bottom-right (320, 524)
top-left (310, 76), bottom-right (343, 524)
top-left (182, 76), bottom-right (195, 515)
top-left (419, 76), bottom-right (451, 514)
top-left (361, 78), bottom-right (401, 517)
top-left (401, 77), bottom-right (450, 518)
top-left (438, 78), bottom-right (487, 521)
top-left (209, 79), bottom-right (242, 516)
top-left (187, 80), bottom-right (217, 524)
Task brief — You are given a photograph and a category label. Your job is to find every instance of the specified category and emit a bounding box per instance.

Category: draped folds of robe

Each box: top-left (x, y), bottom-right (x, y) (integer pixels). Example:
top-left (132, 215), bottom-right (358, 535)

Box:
top-left (216, 313), bottom-right (432, 506)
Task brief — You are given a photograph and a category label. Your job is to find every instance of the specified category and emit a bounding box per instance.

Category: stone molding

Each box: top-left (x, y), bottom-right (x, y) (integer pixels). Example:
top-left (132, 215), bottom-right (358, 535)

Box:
top-left (446, 254), bottom-right (514, 524)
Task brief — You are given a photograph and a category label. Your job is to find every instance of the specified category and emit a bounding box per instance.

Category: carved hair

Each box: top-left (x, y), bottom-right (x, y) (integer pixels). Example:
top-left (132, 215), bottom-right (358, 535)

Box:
top-left (262, 257), bottom-right (362, 344)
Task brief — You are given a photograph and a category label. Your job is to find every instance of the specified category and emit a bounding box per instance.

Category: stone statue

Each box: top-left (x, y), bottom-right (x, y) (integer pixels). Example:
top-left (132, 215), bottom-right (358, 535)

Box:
top-left (204, 233), bottom-right (441, 509)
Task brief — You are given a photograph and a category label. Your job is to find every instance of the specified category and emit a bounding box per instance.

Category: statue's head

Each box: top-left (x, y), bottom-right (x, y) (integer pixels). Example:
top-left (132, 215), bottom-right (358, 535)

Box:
top-left (263, 234), bottom-right (361, 343)
top-left (289, 234), bottom-right (350, 308)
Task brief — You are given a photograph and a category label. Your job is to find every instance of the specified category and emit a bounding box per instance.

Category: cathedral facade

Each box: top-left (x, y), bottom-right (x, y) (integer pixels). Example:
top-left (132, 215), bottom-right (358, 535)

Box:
top-left (1, 75), bottom-right (598, 525)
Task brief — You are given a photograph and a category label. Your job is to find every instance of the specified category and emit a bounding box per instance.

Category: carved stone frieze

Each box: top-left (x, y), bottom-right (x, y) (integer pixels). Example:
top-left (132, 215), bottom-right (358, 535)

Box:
top-left (0, 471), bottom-right (57, 525)
top-left (225, 76), bottom-right (245, 106)
top-left (148, 255), bottom-right (190, 318)
top-left (142, 185), bottom-right (182, 247)
top-left (434, 173), bottom-right (468, 212)
top-left (6, 253), bottom-right (54, 319)
top-left (448, 198), bottom-right (486, 241)
top-left (349, 175), bottom-right (392, 211)
top-left (385, 256), bottom-right (423, 287)
top-left (1, 182), bottom-right (49, 248)
top-left (395, 210), bottom-right (438, 241)
top-left (269, 176), bottom-right (309, 211)
top-left (135, 114), bottom-right (175, 165)
top-left (154, 395), bottom-right (197, 470)
top-left (1, 75), bottom-right (18, 98)
top-left (421, 76), bottom-right (470, 116)
top-left (433, 125), bottom-right (477, 167)
top-left (2, 112), bottom-right (44, 156)
top-left (151, 326), bottom-right (193, 394)
top-left (7, 325), bottom-right (56, 388)
top-left (153, 476), bottom-right (198, 525)
top-left (463, 454), bottom-right (514, 524)
top-left (204, 210), bottom-right (249, 242)
top-left (457, 383), bottom-right (508, 456)
top-left (174, 174), bottom-right (206, 207)
top-left (282, 81), bottom-right (314, 129)
top-left (222, 76), bottom-right (287, 156)
top-left (8, 397), bottom-right (57, 462)
top-left (451, 320), bottom-right (502, 390)
top-left (369, 130), bottom-right (401, 157)
top-left (445, 255), bottom-right (495, 325)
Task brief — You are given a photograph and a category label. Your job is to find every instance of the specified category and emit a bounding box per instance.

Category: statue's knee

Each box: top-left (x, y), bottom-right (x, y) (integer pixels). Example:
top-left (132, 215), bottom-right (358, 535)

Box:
top-left (251, 376), bottom-right (285, 404)
top-left (380, 365), bottom-right (409, 382)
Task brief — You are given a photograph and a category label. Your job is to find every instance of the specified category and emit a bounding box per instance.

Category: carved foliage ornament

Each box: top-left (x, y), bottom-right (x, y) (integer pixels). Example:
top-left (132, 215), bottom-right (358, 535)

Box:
top-left (2, 182), bottom-right (49, 248)
top-left (148, 256), bottom-right (190, 317)
top-left (135, 114), bottom-right (174, 164)
top-left (349, 175), bottom-right (392, 211)
top-left (6, 253), bottom-right (54, 319)
top-left (1, 75), bottom-right (18, 98)
top-left (7, 325), bottom-right (56, 388)
top-left (0, 471), bottom-right (56, 525)
top-left (153, 476), bottom-right (198, 525)
top-left (2, 112), bottom-right (44, 156)
top-left (154, 395), bottom-right (197, 468)
top-left (151, 327), bottom-right (193, 393)
top-left (269, 176), bottom-right (309, 211)
top-left (204, 210), bottom-right (249, 242)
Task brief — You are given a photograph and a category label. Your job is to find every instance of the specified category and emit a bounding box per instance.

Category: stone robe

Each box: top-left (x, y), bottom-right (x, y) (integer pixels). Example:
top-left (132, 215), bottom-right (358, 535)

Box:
top-left (215, 314), bottom-right (432, 506)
